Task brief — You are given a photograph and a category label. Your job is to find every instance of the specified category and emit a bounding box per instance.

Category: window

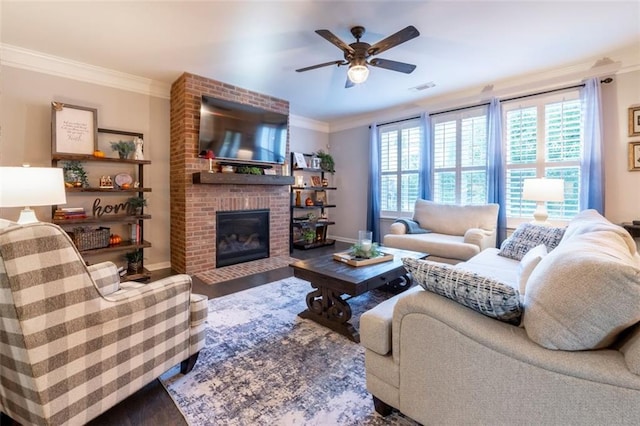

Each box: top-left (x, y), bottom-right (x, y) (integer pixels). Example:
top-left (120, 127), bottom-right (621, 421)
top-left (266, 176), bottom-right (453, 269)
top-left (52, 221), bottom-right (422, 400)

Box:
top-left (432, 106), bottom-right (488, 205)
top-left (503, 91), bottom-right (581, 225)
top-left (379, 119), bottom-right (421, 216)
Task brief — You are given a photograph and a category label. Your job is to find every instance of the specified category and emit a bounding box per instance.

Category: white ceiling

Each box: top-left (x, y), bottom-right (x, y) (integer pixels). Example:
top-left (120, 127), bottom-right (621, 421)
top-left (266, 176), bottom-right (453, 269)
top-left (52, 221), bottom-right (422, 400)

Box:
top-left (2, 1), bottom-right (639, 123)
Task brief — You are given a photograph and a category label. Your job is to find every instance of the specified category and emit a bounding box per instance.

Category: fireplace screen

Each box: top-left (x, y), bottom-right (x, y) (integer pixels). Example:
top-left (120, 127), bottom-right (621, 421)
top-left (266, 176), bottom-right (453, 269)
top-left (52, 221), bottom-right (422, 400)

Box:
top-left (216, 209), bottom-right (269, 268)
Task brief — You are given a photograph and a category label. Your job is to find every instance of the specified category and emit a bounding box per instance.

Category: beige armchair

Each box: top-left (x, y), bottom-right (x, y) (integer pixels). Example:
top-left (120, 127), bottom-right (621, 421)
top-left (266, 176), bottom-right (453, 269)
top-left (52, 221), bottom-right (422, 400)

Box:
top-left (383, 199), bottom-right (499, 264)
top-left (0, 222), bottom-right (207, 425)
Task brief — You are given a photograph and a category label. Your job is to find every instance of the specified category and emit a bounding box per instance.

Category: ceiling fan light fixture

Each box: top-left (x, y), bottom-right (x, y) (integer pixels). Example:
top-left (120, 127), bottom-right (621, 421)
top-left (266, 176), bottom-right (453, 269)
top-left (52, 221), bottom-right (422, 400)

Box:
top-left (347, 64), bottom-right (369, 84)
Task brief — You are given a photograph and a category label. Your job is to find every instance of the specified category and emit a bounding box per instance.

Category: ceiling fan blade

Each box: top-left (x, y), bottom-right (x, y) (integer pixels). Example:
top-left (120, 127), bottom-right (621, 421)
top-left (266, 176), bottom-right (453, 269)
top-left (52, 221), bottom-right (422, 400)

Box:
top-left (345, 77), bottom-right (355, 89)
top-left (296, 60), bottom-right (345, 73)
top-left (368, 25), bottom-right (420, 56)
top-left (369, 58), bottom-right (417, 74)
top-left (315, 29), bottom-right (355, 54)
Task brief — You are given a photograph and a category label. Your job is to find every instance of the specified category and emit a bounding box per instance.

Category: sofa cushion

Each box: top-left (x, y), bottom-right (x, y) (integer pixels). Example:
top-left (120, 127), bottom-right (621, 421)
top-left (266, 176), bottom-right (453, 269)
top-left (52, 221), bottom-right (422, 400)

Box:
top-left (517, 244), bottom-right (547, 295)
top-left (562, 209), bottom-right (637, 255)
top-left (524, 229), bottom-right (640, 350)
top-left (403, 257), bottom-right (522, 325)
top-left (384, 233), bottom-right (480, 262)
top-left (499, 223), bottom-right (565, 260)
top-left (412, 199), bottom-right (499, 236)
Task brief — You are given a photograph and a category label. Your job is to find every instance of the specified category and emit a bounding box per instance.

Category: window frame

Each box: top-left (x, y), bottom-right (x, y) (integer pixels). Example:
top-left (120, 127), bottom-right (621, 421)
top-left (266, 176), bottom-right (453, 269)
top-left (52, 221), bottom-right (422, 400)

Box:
top-left (502, 89), bottom-right (582, 228)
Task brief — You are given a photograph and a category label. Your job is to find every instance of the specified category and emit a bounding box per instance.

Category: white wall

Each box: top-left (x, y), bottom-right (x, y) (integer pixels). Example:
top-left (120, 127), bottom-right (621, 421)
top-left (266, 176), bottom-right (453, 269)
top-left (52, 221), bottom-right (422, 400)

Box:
top-left (327, 69), bottom-right (640, 243)
top-left (0, 66), bottom-right (172, 269)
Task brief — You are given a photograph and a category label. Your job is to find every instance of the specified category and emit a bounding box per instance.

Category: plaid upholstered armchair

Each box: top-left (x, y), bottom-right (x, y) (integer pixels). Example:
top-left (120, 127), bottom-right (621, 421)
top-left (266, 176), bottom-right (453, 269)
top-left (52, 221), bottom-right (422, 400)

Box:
top-left (0, 222), bottom-right (208, 425)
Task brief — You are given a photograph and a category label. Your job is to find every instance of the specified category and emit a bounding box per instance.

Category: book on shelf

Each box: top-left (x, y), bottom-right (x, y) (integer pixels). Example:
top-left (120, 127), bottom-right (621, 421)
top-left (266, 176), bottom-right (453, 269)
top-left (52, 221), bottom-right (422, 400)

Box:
top-left (130, 224), bottom-right (140, 243)
top-left (54, 208), bottom-right (87, 220)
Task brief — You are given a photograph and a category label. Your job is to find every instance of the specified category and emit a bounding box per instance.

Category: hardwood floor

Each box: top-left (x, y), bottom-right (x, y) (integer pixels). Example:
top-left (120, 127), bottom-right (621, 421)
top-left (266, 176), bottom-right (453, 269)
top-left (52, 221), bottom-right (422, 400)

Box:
top-left (36, 241), bottom-right (350, 426)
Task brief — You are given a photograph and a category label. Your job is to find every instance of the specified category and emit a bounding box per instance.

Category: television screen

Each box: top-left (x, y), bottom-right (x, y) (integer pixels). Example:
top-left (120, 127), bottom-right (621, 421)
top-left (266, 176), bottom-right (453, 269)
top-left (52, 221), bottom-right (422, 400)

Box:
top-left (198, 95), bottom-right (288, 164)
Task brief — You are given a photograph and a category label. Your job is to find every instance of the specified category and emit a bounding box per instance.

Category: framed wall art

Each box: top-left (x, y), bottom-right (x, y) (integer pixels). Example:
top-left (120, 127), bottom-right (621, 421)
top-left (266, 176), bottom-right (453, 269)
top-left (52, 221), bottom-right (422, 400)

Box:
top-left (311, 175), bottom-right (322, 187)
top-left (51, 102), bottom-right (98, 155)
top-left (629, 106), bottom-right (640, 137)
top-left (628, 141), bottom-right (640, 171)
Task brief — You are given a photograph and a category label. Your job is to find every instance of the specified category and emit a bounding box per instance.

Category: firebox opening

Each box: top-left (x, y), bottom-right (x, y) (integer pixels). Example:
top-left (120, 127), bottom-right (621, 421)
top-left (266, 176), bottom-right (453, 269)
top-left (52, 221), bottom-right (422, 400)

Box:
top-left (216, 209), bottom-right (269, 268)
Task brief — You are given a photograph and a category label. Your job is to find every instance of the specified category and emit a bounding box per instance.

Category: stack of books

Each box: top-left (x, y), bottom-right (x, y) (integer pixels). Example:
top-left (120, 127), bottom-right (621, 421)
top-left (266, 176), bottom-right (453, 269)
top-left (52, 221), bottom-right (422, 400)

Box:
top-left (54, 207), bottom-right (87, 220)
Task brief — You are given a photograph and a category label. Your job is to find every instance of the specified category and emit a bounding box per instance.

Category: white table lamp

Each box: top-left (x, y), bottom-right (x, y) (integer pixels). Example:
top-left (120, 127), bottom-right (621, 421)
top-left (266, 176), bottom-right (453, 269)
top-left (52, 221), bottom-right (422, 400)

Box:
top-left (522, 178), bottom-right (564, 226)
top-left (0, 166), bottom-right (67, 224)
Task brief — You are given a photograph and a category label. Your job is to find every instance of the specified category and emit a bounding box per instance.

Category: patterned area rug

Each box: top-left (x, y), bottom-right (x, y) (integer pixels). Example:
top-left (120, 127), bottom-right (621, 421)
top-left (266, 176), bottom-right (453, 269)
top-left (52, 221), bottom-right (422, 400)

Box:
top-left (195, 255), bottom-right (299, 285)
top-left (161, 276), bottom-right (419, 425)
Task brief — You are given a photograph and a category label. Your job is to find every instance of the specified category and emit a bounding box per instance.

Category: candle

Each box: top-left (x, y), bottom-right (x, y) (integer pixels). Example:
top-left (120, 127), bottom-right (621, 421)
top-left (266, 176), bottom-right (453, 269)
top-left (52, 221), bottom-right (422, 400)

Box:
top-left (361, 239), bottom-right (372, 253)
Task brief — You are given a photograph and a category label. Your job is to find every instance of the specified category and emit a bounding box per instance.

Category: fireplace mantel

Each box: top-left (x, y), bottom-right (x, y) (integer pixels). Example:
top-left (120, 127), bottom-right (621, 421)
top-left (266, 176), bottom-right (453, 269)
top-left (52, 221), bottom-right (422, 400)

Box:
top-left (193, 172), bottom-right (294, 186)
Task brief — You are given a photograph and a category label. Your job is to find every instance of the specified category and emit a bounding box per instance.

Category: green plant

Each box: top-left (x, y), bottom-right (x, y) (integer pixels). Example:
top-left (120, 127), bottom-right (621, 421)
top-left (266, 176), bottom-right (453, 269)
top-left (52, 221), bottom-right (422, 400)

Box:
top-left (126, 196), bottom-right (147, 214)
top-left (110, 140), bottom-right (136, 158)
top-left (62, 160), bottom-right (89, 187)
top-left (349, 242), bottom-right (381, 259)
top-left (314, 150), bottom-right (335, 174)
top-left (302, 228), bottom-right (316, 243)
top-left (124, 250), bottom-right (143, 263)
top-left (236, 165), bottom-right (263, 175)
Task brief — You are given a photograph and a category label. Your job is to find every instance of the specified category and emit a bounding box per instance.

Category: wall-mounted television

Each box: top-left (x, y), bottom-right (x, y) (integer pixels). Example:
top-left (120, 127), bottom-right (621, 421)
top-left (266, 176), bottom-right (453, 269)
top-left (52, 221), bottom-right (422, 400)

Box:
top-left (198, 95), bottom-right (288, 165)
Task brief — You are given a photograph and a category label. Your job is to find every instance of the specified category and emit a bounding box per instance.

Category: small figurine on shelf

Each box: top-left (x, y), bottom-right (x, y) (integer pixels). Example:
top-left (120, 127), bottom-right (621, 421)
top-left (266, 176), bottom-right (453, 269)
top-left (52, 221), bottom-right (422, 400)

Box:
top-left (133, 137), bottom-right (144, 160)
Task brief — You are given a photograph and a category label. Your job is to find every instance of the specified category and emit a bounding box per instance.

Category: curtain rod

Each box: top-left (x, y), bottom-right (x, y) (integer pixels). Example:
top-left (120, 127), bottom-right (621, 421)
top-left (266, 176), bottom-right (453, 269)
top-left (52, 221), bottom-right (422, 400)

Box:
top-left (371, 77), bottom-right (613, 128)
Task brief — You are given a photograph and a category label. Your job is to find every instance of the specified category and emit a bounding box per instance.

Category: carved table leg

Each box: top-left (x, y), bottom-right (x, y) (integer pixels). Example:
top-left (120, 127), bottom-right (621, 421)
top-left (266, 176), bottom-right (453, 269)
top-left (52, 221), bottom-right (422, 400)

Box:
top-left (299, 284), bottom-right (359, 342)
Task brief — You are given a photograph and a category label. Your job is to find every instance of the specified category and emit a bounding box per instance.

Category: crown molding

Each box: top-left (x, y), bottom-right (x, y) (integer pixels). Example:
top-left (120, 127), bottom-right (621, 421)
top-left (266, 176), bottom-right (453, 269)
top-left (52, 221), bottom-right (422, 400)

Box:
top-left (289, 114), bottom-right (329, 133)
top-left (0, 44), bottom-right (171, 99)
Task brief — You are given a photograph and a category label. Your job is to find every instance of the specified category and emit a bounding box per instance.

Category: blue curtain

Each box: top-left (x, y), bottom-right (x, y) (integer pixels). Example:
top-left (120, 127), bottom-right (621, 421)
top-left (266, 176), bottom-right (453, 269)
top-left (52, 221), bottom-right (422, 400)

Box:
top-left (580, 78), bottom-right (605, 213)
top-left (419, 112), bottom-right (433, 201)
top-left (487, 97), bottom-right (506, 246)
top-left (367, 123), bottom-right (381, 242)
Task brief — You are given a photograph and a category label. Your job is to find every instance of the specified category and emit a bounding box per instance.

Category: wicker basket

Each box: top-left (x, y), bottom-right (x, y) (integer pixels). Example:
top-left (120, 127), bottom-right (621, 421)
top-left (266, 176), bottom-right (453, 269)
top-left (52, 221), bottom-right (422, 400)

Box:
top-left (70, 227), bottom-right (110, 251)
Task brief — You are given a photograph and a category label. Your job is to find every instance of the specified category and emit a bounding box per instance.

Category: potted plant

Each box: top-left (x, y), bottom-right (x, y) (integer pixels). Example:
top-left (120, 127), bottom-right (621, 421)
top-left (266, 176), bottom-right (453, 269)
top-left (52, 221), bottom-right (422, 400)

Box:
top-left (126, 196), bottom-right (147, 215)
top-left (303, 228), bottom-right (316, 244)
top-left (124, 250), bottom-right (144, 274)
top-left (62, 160), bottom-right (89, 187)
top-left (314, 150), bottom-right (335, 174)
top-left (110, 140), bottom-right (136, 159)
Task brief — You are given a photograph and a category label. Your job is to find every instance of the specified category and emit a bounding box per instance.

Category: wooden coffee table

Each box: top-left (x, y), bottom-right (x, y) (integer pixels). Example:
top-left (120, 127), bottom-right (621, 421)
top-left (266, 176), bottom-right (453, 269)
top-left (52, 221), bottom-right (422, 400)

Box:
top-left (289, 247), bottom-right (427, 342)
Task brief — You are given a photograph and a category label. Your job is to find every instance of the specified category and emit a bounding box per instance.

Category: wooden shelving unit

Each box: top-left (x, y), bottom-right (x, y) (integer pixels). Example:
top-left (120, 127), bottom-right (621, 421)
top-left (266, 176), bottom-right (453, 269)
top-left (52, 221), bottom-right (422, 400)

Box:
top-left (51, 128), bottom-right (152, 282)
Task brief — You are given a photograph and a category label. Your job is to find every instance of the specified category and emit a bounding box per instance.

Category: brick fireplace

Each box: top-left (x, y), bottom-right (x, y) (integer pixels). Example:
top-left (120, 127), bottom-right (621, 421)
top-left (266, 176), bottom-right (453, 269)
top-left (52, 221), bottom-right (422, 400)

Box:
top-left (169, 72), bottom-right (291, 274)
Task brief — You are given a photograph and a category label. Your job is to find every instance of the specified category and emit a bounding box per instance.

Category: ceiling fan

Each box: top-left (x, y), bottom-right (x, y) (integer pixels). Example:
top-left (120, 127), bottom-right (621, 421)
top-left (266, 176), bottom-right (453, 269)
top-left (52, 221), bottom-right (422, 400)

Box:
top-left (296, 25), bottom-right (420, 88)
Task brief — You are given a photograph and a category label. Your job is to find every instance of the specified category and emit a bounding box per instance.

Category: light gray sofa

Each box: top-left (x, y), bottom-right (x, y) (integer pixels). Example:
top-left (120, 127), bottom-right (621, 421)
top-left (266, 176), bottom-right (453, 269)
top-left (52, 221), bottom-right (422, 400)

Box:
top-left (383, 199), bottom-right (499, 264)
top-left (362, 210), bottom-right (640, 425)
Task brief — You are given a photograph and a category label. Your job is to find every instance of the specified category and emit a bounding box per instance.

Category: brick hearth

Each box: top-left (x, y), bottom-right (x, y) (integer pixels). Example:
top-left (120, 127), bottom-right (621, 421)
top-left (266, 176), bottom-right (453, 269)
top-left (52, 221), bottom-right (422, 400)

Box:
top-left (170, 72), bottom-right (290, 274)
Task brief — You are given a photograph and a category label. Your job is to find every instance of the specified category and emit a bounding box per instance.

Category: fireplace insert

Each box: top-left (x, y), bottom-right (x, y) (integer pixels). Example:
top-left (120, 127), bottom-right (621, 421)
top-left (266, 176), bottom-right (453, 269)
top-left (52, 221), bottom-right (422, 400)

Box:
top-left (216, 209), bottom-right (269, 268)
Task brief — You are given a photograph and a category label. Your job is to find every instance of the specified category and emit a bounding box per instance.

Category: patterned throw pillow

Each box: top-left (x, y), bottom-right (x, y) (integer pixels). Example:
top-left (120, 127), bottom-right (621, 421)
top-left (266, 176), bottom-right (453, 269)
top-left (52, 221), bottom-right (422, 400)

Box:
top-left (498, 223), bottom-right (565, 261)
top-left (402, 257), bottom-right (522, 325)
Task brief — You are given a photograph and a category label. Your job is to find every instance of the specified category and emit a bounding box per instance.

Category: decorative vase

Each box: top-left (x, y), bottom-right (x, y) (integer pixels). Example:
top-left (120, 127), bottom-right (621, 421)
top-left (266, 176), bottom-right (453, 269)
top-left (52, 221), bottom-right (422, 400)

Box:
top-left (118, 152), bottom-right (127, 159)
top-left (295, 191), bottom-right (302, 206)
top-left (305, 197), bottom-right (314, 206)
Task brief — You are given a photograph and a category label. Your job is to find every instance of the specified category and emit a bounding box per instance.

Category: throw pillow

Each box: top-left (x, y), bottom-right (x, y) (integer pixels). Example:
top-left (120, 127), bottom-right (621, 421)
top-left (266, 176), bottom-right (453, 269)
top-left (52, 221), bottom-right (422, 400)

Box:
top-left (517, 244), bottom-right (547, 295)
top-left (403, 257), bottom-right (522, 325)
top-left (499, 223), bottom-right (565, 261)
top-left (524, 230), bottom-right (640, 351)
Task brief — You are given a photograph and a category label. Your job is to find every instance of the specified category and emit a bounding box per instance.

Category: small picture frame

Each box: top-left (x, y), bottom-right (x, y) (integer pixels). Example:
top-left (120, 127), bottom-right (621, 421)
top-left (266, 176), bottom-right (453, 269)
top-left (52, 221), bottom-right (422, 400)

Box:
top-left (628, 141), bottom-right (640, 171)
top-left (312, 157), bottom-right (321, 169)
top-left (311, 175), bottom-right (322, 187)
top-left (315, 190), bottom-right (326, 205)
top-left (293, 152), bottom-right (307, 169)
top-left (629, 106), bottom-right (640, 137)
top-left (51, 102), bottom-right (98, 155)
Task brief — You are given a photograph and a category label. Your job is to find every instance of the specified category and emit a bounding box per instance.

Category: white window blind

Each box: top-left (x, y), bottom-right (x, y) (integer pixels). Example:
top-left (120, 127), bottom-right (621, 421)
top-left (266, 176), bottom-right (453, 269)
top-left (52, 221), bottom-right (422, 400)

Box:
top-left (503, 91), bottom-right (581, 225)
top-left (379, 119), bottom-right (422, 216)
top-left (432, 106), bottom-right (488, 205)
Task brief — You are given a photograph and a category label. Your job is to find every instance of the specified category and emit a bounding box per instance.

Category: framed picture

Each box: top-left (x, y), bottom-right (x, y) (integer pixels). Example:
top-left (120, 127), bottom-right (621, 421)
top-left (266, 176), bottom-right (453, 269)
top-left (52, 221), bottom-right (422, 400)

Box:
top-left (97, 128), bottom-right (144, 159)
top-left (293, 152), bottom-right (307, 169)
top-left (629, 106), bottom-right (640, 137)
top-left (628, 141), bottom-right (640, 171)
top-left (314, 190), bottom-right (326, 205)
top-left (51, 102), bottom-right (98, 155)
top-left (311, 175), bottom-right (322, 187)
top-left (312, 157), bottom-right (321, 169)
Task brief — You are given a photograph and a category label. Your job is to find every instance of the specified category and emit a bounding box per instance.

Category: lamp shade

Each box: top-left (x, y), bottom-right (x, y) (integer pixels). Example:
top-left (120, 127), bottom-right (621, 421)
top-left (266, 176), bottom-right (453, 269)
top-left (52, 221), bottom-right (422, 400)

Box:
top-left (522, 178), bottom-right (564, 202)
top-left (347, 64), bottom-right (369, 84)
top-left (0, 167), bottom-right (67, 223)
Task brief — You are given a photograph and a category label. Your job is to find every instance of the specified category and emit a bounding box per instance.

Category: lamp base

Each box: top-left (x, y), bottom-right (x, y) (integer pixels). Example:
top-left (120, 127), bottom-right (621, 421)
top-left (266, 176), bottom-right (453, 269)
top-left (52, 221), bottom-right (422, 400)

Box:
top-left (17, 207), bottom-right (39, 224)
top-left (530, 202), bottom-right (551, 227)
